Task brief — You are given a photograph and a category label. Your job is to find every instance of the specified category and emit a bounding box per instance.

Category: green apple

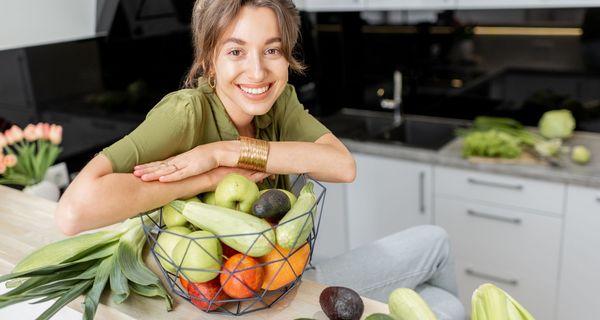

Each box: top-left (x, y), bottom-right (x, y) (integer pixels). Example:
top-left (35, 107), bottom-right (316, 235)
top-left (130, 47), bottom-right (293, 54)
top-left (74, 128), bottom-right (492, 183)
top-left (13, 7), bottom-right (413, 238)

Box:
top-left (200, 191), bottom-right (216, 205)
top-left (162, 204), bottom-right (187, 228)
top-left (571, 145), bottom-right (591, 164)
top-left (215, 173), bottom-right (259, 213)
top-left (172, 230), bottom-right (222, 282)
top-left (260, 188), bottom-right (297, 207)
top-left (156, 226), bottom-right (192, 274)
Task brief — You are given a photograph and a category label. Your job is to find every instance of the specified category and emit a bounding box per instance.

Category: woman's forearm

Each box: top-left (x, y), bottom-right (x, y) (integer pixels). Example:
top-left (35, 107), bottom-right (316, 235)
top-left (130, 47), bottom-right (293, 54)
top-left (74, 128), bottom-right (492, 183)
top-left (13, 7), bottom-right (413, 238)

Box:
top-left (266, 138), bottom-right (356, 182)
top-left (55, 156), bottom-right (213, 235)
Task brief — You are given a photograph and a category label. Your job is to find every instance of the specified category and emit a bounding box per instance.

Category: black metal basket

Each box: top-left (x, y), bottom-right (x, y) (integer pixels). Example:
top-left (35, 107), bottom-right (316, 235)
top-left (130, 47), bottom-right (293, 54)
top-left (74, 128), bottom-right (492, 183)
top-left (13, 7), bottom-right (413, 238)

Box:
top-left (141, 175), bottom-right (326, 316)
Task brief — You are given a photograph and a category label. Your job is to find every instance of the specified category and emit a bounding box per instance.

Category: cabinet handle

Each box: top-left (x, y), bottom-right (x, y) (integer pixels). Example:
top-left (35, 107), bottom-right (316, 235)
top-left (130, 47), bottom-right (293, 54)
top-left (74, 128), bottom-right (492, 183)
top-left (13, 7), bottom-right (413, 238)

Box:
top-left (419, 171), bottom-right (425, 214)
top-left (465, 268), bottom-right (519, 286)
top-left (467, 209), bottom-right (522, 225)
top-left (467, 178), bottom-right (523, 191)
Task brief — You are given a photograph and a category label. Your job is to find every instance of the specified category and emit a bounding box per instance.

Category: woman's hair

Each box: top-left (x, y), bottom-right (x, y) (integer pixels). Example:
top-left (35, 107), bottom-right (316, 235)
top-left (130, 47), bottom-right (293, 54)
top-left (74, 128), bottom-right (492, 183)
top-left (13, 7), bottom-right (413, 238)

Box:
top-left (183, 0), bottom-right (304, 88)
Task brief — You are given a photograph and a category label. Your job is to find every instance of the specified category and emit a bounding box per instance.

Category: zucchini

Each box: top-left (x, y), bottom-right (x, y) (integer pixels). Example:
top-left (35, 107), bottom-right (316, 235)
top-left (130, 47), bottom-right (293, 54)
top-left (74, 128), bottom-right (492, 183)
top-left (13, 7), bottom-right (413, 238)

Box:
top-left (388, 288), bottom-right (437, 320)
top-left (171, 200), bottom-right (275, 257)
top-left (275, 182), bottom-right (317, 250)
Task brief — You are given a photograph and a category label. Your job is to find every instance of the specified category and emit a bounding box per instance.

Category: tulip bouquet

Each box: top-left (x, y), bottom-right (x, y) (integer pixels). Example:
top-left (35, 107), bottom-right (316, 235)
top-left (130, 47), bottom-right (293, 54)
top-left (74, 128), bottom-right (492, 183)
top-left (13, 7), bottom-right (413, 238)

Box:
top-left (0, 122), bottom-right (63, 187)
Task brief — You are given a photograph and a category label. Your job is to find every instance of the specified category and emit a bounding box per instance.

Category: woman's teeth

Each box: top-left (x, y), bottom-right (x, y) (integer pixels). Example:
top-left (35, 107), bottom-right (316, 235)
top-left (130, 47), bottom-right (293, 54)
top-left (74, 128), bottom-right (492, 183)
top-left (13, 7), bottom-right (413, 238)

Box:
top-left (240, 85), bottom-right (269, 95)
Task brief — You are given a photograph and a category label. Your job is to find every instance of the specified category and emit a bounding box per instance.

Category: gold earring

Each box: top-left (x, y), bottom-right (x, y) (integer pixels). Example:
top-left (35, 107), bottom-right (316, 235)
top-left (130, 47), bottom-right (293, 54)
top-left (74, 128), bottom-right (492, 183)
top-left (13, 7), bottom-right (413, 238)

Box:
top-left (208, 75), bottom-right (216, 89)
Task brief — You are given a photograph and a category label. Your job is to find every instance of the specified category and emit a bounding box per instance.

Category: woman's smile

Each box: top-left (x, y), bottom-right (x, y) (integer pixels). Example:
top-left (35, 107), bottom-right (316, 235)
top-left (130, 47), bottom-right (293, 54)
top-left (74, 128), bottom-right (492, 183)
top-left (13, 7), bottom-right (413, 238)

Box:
top-left (237, 83), bottom-right (273, 100)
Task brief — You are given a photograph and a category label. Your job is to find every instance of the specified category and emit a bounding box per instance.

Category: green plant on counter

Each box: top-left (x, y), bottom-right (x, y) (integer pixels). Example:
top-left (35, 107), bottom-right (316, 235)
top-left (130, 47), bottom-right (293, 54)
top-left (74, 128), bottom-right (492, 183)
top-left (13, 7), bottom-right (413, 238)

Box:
top-left (0, 211), bottom-right (172, 320)
top-left (461, 130), bottom-right (523, 159)
top-left (538, 109), bottom-right (576, 139)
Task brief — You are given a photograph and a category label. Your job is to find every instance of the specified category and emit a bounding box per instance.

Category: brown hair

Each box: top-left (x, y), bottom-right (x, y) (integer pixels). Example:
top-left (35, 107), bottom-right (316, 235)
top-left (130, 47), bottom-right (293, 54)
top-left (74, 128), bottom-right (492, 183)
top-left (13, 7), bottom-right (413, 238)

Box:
top-left (183, 0), bottom-right (304, 88)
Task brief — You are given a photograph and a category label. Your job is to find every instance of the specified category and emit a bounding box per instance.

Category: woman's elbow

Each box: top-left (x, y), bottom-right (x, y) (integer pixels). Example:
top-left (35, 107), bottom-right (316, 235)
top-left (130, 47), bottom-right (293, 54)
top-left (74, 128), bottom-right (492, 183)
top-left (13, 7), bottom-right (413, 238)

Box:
top-left (55, 196), bottom-right (87, 236)
top-left (338, 157), bottom-right (356, 183)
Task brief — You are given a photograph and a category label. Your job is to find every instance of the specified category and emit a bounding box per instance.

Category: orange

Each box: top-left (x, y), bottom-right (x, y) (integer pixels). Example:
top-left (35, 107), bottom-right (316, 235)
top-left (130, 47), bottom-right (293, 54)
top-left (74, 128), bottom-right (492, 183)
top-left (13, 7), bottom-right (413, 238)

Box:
top-left (260, 242), bottom-right (311, 290)
top-left (220, 253), bottom-right (264, 298)
top-left (186, 278), bottom-right (230, 311)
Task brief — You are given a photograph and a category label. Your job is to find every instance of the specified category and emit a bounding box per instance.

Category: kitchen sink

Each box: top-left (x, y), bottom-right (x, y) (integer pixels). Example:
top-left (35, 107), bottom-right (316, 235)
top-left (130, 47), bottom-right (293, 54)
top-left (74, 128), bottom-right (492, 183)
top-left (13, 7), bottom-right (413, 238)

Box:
top-left (319, 109), bottom-right (467, 150)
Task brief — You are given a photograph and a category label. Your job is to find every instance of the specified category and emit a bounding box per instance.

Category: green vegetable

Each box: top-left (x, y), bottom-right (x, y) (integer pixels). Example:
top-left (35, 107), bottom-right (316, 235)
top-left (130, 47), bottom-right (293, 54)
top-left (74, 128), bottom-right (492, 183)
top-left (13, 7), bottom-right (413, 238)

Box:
top-left (276, 182), bottom-right (317, 250)
top-left (388, 287), bottom-right (437, 320)
top-left (0, 212), bottom-right (172, 320)
top-left (172, 200), bottom-right (275, 257)
top-left (538, 109), bottom-right (575, 139)
top-left (533, 138), bottom-right (562, 157)
top-left (472, 283), bottom-right (534, 320)
top-left (462, 130), bottom-right (522, 159)
top-left (571, 145), bottom-right (591, 164)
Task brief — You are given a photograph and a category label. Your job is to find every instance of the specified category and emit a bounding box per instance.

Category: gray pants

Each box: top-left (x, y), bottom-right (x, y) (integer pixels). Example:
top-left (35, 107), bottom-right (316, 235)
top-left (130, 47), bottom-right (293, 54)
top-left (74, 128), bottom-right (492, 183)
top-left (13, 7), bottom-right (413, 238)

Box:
top-left (304, 225), bottom-right (466, 320)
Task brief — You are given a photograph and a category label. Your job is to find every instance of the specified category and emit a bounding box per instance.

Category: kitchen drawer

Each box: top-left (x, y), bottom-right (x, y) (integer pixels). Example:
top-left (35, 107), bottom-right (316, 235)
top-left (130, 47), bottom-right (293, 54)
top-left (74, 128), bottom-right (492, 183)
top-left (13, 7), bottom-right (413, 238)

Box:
top-left (557, 185), bottom-right (600, 319)
top-left (435, 166), bottom-right (565, 215)
top-left (435, 197), bottom-right (561, 320)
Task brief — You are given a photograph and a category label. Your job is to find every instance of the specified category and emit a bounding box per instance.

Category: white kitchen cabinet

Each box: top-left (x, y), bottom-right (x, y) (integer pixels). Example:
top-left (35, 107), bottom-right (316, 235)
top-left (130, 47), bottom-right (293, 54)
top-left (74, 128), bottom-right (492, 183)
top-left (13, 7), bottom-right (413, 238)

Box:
top-left (312, 181), bottom-right (349, 264)
top-left (366, 0), bottom-right (456, 10)
top-left (543, 0), bottom-right (600, 8)
top-left (457, 0), bottom-right (546, 9)
top-left (434, 166), bottom-right (565, 320)
top-left (294, 0), bottom-right (365, 12)
top-left (557, 185), bottom-right (600, 319)
top-left (346, 153), bottom-right (433, 250)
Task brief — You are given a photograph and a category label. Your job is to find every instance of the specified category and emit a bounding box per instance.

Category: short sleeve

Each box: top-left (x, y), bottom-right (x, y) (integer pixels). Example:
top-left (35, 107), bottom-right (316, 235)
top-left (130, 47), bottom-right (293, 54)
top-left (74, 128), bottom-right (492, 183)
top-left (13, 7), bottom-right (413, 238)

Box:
top-left (100, 92), bottom-right (201, 173)
top-left (278, 85), bottom-right (330, 142)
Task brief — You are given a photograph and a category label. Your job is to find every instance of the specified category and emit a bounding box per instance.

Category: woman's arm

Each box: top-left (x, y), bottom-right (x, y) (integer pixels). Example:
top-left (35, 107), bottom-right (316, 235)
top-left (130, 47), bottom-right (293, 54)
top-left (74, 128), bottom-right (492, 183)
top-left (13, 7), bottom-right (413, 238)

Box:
top-left (135, 132), bottom-right (356, 183)
top-left (55, 154), bottom-right (268, 235)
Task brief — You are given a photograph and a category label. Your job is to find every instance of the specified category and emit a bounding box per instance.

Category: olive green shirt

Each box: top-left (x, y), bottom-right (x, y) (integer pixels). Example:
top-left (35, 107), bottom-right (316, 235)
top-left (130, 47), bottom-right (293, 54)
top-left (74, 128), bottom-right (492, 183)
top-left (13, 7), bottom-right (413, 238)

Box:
top-left (101, 78), bottom-right (330, 189)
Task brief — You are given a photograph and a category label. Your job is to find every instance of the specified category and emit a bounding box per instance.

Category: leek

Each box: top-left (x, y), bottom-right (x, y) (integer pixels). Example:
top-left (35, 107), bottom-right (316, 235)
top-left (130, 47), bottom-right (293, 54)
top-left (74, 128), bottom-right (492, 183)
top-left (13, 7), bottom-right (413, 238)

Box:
top-left (0, 211), bottom-right (172, 320)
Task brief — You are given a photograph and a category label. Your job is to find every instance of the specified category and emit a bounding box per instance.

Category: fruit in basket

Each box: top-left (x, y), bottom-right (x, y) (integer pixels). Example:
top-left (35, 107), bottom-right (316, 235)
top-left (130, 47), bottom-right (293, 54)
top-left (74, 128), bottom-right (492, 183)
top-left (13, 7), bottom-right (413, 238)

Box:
top-left (276, 182), bottom-right (317, 250)
top-left (260, 242), bottom-right (310, 290)
top-left (365, 314), bottom-right (395, 320)
top-left (156, 226), bottom-right (192, 274)
top-left (163, 196), bottom-right (200, 227)
top-left (220, 253), bottom-right (264, 298)
top-left (200, 191), bottom-right (217, 205)
top-left (215, 173), bottom-right (260, 213)
top-left (171, 200), bottom-right (275, 257)
top-left (252, 189), bottom-right (292, 219)
top-left (221, 242), bottom-right (240, 258)
top-left (319, 286), bottom-right (364, 320)
top-left (172, 230), bottom-right (222, 282)
top-left (186, 278), bottom-right (230, 311)
top-left (260, 188), bottom-right (297, 206)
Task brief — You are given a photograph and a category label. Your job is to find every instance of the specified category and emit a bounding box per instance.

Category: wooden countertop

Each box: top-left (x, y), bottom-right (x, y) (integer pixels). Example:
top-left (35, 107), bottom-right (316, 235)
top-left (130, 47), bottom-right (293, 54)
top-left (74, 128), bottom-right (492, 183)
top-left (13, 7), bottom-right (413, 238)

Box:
top-left (0, 185), bottom-right (388, 319)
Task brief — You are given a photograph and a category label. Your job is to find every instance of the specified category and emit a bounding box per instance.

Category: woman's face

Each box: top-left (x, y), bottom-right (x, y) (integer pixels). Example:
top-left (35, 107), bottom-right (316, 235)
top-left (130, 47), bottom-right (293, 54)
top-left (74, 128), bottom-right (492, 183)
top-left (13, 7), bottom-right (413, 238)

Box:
top-left (213, 6), bottom-right (290, 124)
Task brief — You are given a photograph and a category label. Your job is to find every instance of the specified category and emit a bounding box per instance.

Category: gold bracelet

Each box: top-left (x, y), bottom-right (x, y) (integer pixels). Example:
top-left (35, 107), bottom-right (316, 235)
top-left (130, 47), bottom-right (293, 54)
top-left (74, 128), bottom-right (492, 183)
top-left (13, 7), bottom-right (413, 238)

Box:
top-left (237, 136), bottom-right (269, 172)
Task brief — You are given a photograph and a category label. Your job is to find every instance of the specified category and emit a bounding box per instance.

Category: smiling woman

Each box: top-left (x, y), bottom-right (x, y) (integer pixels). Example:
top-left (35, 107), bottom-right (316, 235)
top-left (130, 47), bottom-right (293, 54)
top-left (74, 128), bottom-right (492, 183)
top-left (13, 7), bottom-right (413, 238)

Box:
top-left (54, 0), bottom-right (356, 235)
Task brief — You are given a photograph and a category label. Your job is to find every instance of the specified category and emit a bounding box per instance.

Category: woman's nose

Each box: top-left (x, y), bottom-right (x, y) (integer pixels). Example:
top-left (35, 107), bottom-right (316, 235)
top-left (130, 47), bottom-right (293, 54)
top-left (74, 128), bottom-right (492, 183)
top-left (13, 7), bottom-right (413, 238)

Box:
top-left (246, 52), bottom-right (266, 80)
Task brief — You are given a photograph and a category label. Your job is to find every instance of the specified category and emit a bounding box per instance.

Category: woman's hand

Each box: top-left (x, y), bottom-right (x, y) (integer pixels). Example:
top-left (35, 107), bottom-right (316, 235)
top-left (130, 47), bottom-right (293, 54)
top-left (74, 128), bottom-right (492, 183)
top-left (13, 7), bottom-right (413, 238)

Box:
top-left (134, 144), bottom-right (221, 182)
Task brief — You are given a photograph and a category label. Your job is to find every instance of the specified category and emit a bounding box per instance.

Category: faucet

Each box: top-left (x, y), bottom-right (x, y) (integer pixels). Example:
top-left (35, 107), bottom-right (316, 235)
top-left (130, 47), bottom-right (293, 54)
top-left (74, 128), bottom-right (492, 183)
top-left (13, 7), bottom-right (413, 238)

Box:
top-left (380, 70), bottom-right (403, 126)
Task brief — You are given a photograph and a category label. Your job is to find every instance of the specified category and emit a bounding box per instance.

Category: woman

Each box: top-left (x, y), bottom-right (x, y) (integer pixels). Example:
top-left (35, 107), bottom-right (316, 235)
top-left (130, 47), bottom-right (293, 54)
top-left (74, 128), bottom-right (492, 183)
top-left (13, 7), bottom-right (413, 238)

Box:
top-left (55, 1), bottom-right (464, 318)
top-left (55, 0), bottom-right (355, 235)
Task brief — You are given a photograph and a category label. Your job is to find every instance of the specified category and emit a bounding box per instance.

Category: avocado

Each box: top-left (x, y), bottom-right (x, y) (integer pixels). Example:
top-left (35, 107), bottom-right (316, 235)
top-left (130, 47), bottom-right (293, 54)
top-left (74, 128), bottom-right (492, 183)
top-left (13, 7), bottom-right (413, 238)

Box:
top-left (251, 189), bottom-right (291, 219)
top-left (319, 286), bottom-right (364, 320)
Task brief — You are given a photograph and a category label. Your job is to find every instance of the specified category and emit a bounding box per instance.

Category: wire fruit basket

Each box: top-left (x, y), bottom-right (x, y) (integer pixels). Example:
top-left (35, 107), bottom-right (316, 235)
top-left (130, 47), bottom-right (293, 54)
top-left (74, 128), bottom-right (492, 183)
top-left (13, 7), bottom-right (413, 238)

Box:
top-left (141, 175), bottom-right (326, 316)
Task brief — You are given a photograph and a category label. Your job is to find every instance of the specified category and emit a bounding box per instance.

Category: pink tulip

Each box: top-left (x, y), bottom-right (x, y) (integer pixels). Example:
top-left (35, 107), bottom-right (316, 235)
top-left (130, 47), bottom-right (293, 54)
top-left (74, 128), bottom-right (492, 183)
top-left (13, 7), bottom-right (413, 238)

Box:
top-left (0, 133), bottom-right (6, 148)
top-left (42, 123), bottom-right (51, 140)
top-left (49, 124), bottom-right (63, 145)
top-left (3, 154), bottom-right (16, 168)
top-left (4, 129), bottom-right (14, 145)
top-left (34, 123), bottom-right (44, 140)
top-left (23, 124), bottom-right (36, 141)
top-left (9, 125), bottom-right (23, 142)
top-left (0, 162), bottom-right (6, 175)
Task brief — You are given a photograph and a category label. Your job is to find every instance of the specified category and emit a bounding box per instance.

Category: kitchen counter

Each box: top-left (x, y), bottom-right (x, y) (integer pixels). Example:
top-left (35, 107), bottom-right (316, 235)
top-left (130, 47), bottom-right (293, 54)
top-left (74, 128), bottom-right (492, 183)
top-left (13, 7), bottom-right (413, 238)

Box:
top-left (0, 186), bottom-right (388, 319)
top-left (342, 130), bottom-right (600, 188)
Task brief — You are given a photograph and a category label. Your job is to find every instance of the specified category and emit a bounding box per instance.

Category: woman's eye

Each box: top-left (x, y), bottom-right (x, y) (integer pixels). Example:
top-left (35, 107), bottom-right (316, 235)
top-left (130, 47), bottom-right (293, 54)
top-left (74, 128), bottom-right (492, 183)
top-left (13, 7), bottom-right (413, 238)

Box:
top-left (266, 48), bottom-right (281, 55)
top-left (228, 49), bottom-right (242, 56)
